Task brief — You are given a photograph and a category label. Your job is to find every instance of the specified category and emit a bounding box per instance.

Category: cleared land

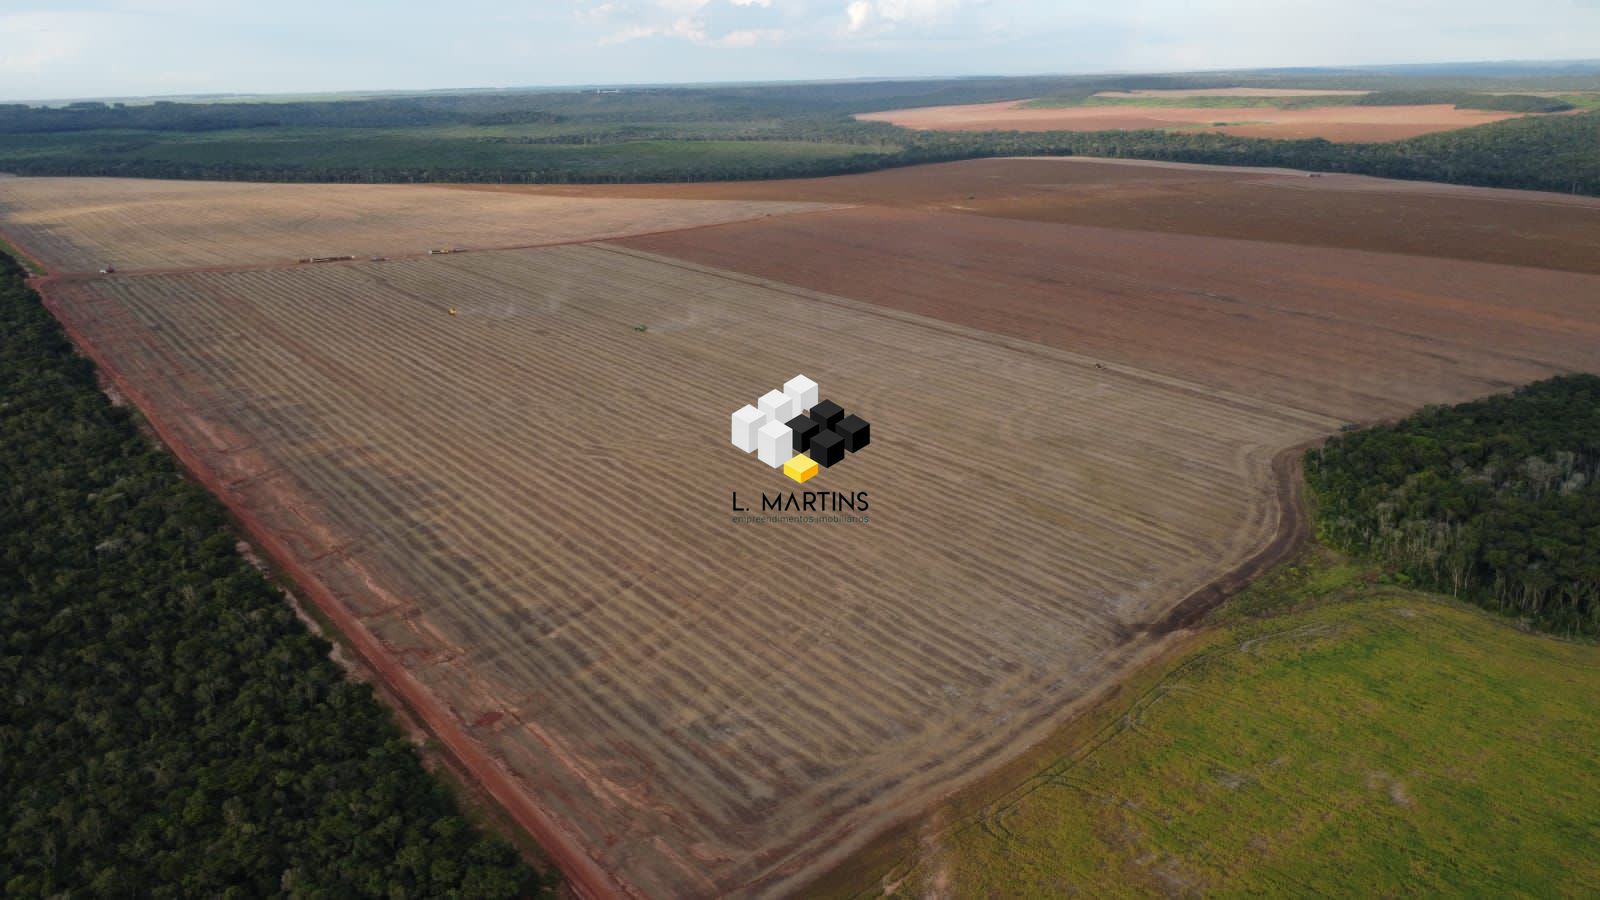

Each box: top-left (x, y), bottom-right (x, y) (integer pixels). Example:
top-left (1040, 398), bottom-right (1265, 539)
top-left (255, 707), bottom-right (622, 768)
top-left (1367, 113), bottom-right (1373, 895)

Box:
top-left (1093, 88), bottom-right (1372, 98)
top-left (12, 161), bottom-right (1600, 896)
top-left (451, 157), bottom-right (1600, 275)
top-left (0, 177), bottom-right (836, 272)
top-left (856, 100), bottom-right (1527, 141)
top-left (621, 205), bottom-right (1600, 422)
top-left (868, 556), bottom-right (1600, 896)
top-left (41, 243), bottom-right (1332, 897)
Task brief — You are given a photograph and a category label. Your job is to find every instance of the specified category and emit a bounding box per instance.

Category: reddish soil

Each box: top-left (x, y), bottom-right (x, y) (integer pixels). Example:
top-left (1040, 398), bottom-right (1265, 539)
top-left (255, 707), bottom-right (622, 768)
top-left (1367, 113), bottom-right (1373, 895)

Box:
top-left (618, 205), bottom-right (1600, 423)
top-left (443, 157), bottom-right (1600, 276)
top-left (855, 100), bottom-right (1528, 141)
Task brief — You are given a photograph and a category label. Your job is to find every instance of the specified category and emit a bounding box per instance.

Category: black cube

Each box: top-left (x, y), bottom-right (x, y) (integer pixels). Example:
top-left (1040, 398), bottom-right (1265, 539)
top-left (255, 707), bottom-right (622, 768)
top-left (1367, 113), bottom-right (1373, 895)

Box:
top-left (836, 414), bottom-right (870, 452)
top-left (786, 414), bottom-right (820, 452)
top-left (809, 429), bottom-right (845, 468)
top-left (810, 399), bottom-right (844, 430)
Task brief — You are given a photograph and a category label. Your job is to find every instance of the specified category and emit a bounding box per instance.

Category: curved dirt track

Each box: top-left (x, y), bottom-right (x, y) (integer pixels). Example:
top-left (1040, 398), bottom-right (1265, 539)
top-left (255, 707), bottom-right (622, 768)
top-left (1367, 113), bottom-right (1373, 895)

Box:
top-left (1136, 441), bottom-right (1314, 636)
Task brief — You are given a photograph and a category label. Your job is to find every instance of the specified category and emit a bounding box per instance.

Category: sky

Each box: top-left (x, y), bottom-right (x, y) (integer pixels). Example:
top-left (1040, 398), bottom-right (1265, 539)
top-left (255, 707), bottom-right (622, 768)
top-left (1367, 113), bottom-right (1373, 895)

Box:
top-left (2, 0), bottom-right (1598, 101)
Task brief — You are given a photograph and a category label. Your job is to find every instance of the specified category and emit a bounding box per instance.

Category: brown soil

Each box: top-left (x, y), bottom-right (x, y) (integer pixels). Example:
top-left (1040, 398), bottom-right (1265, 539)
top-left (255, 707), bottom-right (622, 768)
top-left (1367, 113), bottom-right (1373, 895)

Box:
top-left (1093, 88), bottom-right (1370, 98)
top-left (618, 205), bottom-right (1600, 423)
top-left (440, 157), bottom-right (1600, 276)
top-left (40, 246), bottom-right (1330, 897)
top-left (855, 100), bottom-right (1528, 141)
top-left (10, 156), bottom-right (1600, 898)
top-left (0, 177), bottom-right (836, 274)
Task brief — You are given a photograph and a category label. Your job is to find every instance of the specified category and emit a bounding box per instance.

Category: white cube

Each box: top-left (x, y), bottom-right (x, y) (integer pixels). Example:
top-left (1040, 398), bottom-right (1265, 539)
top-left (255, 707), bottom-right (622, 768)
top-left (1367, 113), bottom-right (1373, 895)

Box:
top-left (731, 404), bottom-right (765, 453)
top-left (784, 374), bottom-right (818, 413)
top-left (758, 389), bottom-right (797, 427)
top-left (757, 420), bottom-right (793, 468)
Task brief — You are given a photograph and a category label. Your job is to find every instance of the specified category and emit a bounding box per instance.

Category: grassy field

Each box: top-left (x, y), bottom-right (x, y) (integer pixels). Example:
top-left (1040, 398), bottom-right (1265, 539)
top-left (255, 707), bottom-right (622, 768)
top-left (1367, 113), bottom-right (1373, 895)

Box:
top-left (0, 233), bottom-right (43, 274)
top-left (860, 545), bottom-right (1600, 896)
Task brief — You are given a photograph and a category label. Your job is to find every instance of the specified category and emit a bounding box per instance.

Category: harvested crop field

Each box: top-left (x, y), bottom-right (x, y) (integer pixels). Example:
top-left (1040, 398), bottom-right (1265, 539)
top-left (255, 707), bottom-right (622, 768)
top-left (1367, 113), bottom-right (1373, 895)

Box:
top-left (855, 100), bottom-right (1526, 141)
top-left (450, 157), bottom-right (1600, 275)
top-left (42, 243), bottom-right (1333, 897)
top-left (620, 206), bottom-right (1600, 422)
top-left (0, 176), bottom-right (836, 273)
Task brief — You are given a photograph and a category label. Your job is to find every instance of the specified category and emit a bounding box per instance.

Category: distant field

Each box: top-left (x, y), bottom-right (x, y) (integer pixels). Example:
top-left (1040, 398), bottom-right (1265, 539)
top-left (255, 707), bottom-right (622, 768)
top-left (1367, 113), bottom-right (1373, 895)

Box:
top-left (460, 156), bottom-right (1600, 275)
top-left (857, 100), bottom-right (1531, 141)
top-left (1025, 89), bottom-right (1370, 110)
top-left (621, 202), bottom-right (1600, 421)
top-left (860, 550), bottom-right (1600, 896)
top-left (1096, 87), bottom-right (1373, 98)
top-left (0, 176), bottom-right (836, 271)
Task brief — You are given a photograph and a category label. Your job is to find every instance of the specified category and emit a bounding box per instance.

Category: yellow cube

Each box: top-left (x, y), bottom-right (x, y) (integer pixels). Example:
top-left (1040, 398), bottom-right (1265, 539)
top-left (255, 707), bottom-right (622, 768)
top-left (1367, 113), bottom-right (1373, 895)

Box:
top-left (783, 454), bottom-right (818, 484)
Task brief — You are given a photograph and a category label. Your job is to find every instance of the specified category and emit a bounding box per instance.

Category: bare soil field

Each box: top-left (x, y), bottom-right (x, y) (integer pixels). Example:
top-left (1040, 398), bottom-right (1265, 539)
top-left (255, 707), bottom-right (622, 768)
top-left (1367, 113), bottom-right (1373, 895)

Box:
top-left (855, 100), bottom-right (1526, 141)
top-left (1093, 88), bottom-right (1370, 98)
top-left (621, 206), bottom-right (1600, 422)
top-left (0, 176), bottom-right (835, 273)
top-left (41, 244), bottom-right (1332, 897)
top-left (447, 157), bottom-right (1600, 275)
top-left (11, 159), bottom-right (1599, 897)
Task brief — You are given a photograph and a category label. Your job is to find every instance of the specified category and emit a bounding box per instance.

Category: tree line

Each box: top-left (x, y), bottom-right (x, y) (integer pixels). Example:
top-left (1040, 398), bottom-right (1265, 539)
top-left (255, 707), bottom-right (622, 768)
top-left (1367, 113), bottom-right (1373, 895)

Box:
top-left (0, 252), bottom-right (547, 896)
top-left (5, 110), bottom-right (1597, 194)
top-left (1307, 375), bottom-right (1600, 637)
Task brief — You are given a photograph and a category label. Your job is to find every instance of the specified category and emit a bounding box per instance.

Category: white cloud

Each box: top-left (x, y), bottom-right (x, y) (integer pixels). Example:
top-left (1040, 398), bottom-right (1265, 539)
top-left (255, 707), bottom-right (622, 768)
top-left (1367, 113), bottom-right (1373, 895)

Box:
top-left (845, 0), bottom-right (872, 31)
top-left (713, 27), bottom-right (785, 45)
top-left (841, 0), bottom-right (961, 34)
top-left (0, 12), bottom-right (98, 74)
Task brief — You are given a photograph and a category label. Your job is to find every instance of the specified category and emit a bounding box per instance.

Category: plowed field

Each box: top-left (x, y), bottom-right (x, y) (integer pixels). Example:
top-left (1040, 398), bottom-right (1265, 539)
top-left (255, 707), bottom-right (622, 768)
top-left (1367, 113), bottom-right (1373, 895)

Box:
top-left (43, 245), bottom-right (1332, 896)
top-left (621, 206), bottom-right (1600, 422)
top-left (10, 160), bottom-right (1598, 897)
top-left (856, 100), bottom-right (1527, 141)
top-left (446, 157), bottom-right (1600, 275)
top-left (0, 177), bottom-right (835, 273)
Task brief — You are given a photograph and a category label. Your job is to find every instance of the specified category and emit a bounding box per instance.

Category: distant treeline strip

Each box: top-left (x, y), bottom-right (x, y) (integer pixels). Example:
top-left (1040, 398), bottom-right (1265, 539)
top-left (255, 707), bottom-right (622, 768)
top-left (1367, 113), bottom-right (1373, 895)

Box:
top-left (1306, 375), bottom-right (1600, 637)
top-left (0, 251), bottom-right (545, 896)
top-left (5, 110), bottom-right (1597, 195)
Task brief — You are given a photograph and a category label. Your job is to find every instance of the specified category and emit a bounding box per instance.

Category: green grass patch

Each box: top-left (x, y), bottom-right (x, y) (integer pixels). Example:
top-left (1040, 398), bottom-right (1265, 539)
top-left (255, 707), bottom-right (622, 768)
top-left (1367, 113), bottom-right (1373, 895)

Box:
top-left (856, 546), bottom-right (1600, 897)
top-left (0, 233), bottom-right (44, 274)
top-left (1557, 93), bottom-right (1600, 110)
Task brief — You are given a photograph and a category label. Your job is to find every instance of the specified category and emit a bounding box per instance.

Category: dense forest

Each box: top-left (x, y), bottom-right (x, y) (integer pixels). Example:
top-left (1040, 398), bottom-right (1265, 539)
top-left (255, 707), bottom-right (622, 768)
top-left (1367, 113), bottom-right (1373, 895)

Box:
top-left (0, 252), bottom-right (545, 896)
top-left (2, 67), bottom-right (1599, 194)
top-left (1307, 375), bottom-right (1600, 637)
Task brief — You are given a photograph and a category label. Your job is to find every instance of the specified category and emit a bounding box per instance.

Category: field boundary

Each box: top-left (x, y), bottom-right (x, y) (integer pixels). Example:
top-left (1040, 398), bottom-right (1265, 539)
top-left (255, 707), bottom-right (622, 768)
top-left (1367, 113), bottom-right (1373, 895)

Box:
top-left (34, 279), bottom-right (632, 900)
